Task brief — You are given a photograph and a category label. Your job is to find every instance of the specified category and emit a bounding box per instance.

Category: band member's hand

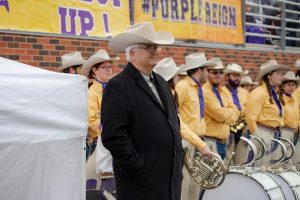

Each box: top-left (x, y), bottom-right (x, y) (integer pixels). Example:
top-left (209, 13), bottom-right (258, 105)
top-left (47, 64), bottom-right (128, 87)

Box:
top-left (197, 145), bottom-right (211, 157)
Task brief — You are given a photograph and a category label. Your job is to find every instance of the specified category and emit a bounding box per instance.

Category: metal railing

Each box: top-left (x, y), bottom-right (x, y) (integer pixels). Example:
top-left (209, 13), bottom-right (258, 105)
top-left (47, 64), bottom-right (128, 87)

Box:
top-left (245, 0), bottom-right (300, 50)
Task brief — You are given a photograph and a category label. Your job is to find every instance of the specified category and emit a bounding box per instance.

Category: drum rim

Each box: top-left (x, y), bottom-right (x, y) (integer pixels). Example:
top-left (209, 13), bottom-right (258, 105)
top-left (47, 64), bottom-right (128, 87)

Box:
top-left (201, 171), bottom-right (285, 199)
top-left (268, 170), bottom-right (300, 199)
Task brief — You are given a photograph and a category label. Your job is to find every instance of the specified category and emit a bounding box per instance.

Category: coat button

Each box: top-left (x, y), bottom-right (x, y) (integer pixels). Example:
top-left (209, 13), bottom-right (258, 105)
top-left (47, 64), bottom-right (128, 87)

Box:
top-left (174, 150), bottom-right (177, 155)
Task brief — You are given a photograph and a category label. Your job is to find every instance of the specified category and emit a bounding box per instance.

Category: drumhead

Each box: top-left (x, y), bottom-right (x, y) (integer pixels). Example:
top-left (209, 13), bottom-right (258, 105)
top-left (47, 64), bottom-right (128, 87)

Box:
top-left (268, 171), bottom-right (300, 200)
top-left (201, 172), bottom-right (285, 200)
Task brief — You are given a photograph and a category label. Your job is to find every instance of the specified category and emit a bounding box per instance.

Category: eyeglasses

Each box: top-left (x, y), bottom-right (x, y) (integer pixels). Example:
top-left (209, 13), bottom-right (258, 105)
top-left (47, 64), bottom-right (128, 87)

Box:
top-left (209, 71), bottom-right (224, 75)
top-left (135, 44), bottom-right (161, 52)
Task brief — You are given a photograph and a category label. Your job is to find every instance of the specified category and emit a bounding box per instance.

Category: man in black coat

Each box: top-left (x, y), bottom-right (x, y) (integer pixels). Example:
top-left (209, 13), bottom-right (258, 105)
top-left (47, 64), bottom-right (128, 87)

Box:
top-left (101, 22), bottom-right (183, 200)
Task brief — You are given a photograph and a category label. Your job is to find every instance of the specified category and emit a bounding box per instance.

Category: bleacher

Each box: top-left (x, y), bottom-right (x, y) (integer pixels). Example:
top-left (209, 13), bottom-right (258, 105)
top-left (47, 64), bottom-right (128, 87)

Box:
top-left (245, 0), bottom-right (300, 49)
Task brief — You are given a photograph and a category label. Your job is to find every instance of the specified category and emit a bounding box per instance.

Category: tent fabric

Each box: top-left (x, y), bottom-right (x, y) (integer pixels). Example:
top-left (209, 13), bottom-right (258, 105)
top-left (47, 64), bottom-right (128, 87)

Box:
top-left (0, 57), bottom-right (88, 200)
top-left (0, 138), bottom-right (84, 200)
top-left (0, 57), bottom-right (88, 144)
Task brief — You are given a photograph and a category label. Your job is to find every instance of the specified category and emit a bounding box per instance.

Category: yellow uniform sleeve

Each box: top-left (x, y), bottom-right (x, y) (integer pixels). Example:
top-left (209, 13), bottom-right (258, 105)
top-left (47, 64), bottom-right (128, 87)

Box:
top-left (293, 89), bottom-right (300, 129)
top-left (204, 91), bottom-right (239, 125)
top-left (179, 117), bottom-right (207, 149)
top-left (175, 82), bottom-right (187, 108)
top-left (283, 95), bottom-right (300, 129)
top-left (245, 91), bottom-right (265, 134)
top-left (238, 87), bottom-right (250, 112)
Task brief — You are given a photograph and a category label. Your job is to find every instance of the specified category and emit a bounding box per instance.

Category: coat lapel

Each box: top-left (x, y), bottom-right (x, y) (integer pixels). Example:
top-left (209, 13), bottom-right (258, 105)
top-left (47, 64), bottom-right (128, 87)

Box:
top-left (126, 63), bottom-right (165, 112)
top-left (152, 72), bottom-right (170, 111)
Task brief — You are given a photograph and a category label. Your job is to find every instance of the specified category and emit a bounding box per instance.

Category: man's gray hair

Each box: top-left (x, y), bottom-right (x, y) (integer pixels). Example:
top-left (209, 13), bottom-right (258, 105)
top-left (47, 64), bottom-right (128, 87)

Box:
top-left (125, 44), bottom-right (140, 62)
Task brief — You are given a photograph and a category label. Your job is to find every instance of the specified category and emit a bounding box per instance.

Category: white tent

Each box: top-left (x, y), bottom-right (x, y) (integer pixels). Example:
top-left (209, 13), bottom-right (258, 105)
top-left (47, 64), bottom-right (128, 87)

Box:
top-left (0, 57), bottom-right (88, 200)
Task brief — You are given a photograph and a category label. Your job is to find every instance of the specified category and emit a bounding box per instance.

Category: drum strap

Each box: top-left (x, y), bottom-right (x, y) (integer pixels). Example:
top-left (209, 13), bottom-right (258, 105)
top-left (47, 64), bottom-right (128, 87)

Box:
top-left (294, 127), bottom-right (299, 146)
top-left (268, 129), bottom-right (281, 154)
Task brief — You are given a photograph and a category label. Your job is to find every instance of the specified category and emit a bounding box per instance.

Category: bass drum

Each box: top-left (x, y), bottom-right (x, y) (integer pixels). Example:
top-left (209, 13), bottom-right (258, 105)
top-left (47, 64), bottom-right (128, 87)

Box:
top-left (201, 171), bottom-right (285, 200)
top-left (267, 171), bottom-right (300, 200)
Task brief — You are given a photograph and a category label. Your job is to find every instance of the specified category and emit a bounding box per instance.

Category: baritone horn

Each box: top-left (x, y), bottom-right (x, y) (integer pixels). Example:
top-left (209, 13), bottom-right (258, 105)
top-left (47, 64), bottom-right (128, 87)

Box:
top-left (230, 112), bottom-right (245, 133)
top-left (184, 148), bottom-right (226, 189)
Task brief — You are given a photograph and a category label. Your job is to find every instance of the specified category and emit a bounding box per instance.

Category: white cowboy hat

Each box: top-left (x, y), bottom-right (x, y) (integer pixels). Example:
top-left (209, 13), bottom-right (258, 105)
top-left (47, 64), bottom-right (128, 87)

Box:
top-left (256, 59), bottom-right (288, 81)
top-left (240, 76), bottom-right (253, 86)
top-left (224, 63), bottom-right (244, 75)
top-left (57, 51), bottom-right (85, 72)
top-left (180, 53), bottom-right (216, 72)
top-left (295, 59), bottom-right (300, 70)
top-left (108, 22), bottom-right (175, 52)
top-left (176, 64), bottom-right (187, 75)
top-left (153, 58), bottom-right (180, 81)
top-left (178, 71), bottom-right (188, 75)
top-left (81, 49), bottom-right (119, 78)
top-left (282, 71), bottom-right (299, 84)
top-left (207, 58), bottom-right (225, 70)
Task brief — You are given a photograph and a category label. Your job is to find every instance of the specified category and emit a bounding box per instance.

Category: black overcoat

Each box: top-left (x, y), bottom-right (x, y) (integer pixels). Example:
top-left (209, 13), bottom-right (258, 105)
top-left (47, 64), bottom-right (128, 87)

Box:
top-left (101, 62), bottom-right (183, 200)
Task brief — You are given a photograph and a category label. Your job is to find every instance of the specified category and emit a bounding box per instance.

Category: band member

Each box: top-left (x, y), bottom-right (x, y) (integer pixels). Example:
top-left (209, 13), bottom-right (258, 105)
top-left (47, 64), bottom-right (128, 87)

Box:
top-left (280, 71), bottom-right (299, 164)
top-left (245, 60), bottom-right (287, 166)
top-left (202, 58), bottom-right (240, 165)
top-left (223, 64), bottom-right (249, 164)
top-left (240, 75), bottom-right (254, 92)
top-left (57, 51), bottom-right (85, 74)
top-left (173, 53), bottom-right (214, 200)
top-left (81, 49), bottom-right (119, 199)
top-left (177, 68), bottom-right (188, 82)
top-left (154, 57), bottom-right (211, 155)
top-left (101, 22), bottom-right (183, 200)
top-left (252, 81), bottom-right (259, 90)
top-left (82, 49), bottom-right (119, 157)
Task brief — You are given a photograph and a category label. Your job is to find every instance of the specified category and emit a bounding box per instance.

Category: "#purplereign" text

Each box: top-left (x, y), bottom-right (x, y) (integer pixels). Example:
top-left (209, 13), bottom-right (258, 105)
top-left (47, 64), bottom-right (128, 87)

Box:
top-left (142, 0), bottom-right (237, 28)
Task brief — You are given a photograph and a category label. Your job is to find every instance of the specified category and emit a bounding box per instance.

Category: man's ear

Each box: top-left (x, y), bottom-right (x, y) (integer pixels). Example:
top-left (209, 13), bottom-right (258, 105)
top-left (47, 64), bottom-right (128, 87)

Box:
top-left (130, 50), bottom-right (136, 62)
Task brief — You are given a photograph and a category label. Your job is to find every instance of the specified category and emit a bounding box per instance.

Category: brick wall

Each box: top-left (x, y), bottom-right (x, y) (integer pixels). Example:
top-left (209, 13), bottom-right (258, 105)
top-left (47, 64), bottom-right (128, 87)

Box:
top-left (1, 32), bottom-right (299, 79)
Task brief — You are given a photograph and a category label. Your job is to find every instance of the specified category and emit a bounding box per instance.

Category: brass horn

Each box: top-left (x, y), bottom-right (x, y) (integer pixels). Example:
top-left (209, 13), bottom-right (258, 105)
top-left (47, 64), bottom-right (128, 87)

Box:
top-left (230, 112), bottom-right (245, 133)
top-left (183, 148), bottom-right (226, 189)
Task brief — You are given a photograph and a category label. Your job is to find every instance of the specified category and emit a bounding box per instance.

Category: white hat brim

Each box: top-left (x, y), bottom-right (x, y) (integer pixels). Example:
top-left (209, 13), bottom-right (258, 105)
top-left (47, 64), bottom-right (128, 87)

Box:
top-left (282, 77), bottom-right (299, 84)
top-left (256, 65), bottom-right (288, 81)
top-left (57, 59), bottom-right (84, 72)
top-left (81, 57), bottom-right (119, 77)
top-left (224, 69), bottom-right (244, 75)
top-left (207, 66), bottom-right (225, 70)
top-left (164, 67), bottom-right (182, 82)
top-left (240, 81), bottom-right (253, 85)
top-left (181, 61), bottom-right (216, 72)
top-left (109, 31), bottom-right (174, 52)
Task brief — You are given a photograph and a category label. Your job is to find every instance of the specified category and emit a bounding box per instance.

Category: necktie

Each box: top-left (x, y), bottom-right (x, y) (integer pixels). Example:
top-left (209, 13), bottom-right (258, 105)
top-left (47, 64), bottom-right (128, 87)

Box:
top-left (96, 79), bottom-right (107, 89)
top-left (285, 93), bottom-right (292, 97)
top-left (231, 88), bottom-right (242, 111)
top-left (190, 77), bottom-right (205, 118)
top-left (212, 86), bottom-right (224, 107)
top-left (271, 86), bottom-right (282, 117)
top-left (149, 76), bottom-right (163, 107)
